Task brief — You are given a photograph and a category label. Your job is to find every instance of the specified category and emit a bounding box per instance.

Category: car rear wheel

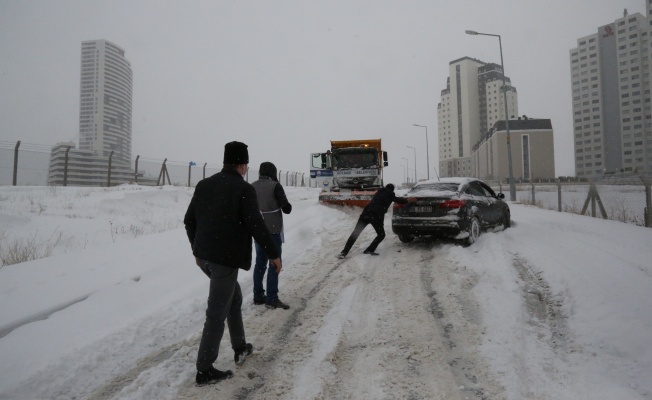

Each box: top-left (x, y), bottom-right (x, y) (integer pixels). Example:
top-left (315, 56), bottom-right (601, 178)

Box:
top-left (398, 234), bottom-right (414, 243)
top-left (465, 217), bottom-right (480, 246)
top-left (502, 210), bottom-right (511, 228)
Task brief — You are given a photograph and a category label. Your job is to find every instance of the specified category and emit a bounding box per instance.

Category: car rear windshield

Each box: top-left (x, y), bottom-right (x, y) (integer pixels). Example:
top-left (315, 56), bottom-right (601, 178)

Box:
top-left (409, 182), bottom-right (460, 195)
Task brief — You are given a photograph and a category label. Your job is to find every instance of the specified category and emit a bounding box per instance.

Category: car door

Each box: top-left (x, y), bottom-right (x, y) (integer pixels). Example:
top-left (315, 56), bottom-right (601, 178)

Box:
top-left (476, 181), bottom-right (501, 224)
top-left (467, 181), bottom-right (494, 226)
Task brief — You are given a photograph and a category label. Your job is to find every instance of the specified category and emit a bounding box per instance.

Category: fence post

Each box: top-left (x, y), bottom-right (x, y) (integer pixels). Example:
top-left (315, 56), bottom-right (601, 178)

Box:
top-left (203, 163), bottom-right (207, 180)
top-left (531, 183), bottom-right (536, 205)
top-left (63, 146), bottom-right (71, 186)
top-left (107, 151), bottom-right (114, 187)
top-left (642, 176), bottom-right (652, 228)
top-left (157, 158), bottom-right (168, 186)
top-left (12, 140), bottom-right (21, 186)
top-left (286, 171), bottom-right (289, 186)
top-left (134, 155), bottom-right (140, 183)
top-left (557, 180), bottom-right (562, 212)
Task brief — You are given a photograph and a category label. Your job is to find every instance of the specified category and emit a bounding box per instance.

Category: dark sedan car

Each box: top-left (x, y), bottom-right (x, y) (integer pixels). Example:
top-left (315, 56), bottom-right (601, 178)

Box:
top-left (392, 177), bottom-right (510, 245)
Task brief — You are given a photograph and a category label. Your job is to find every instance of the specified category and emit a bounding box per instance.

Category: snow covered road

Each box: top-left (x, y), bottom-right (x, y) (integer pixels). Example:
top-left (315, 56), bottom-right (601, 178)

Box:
top-left (1, 185), bottom-right (651, 399)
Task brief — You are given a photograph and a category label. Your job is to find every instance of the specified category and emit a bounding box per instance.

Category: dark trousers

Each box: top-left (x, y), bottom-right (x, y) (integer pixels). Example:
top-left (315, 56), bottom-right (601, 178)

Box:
top-left (341, 214), bottom-right (385, 256)
top-left (254, 233), bottom-right (283, 303)
top-left (196, 260), bottom-right (246, 372)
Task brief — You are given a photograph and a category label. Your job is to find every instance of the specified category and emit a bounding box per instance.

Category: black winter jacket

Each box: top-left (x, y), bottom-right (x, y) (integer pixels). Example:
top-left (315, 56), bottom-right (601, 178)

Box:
top-left (184, 167), bottom-right (280, 270)
top-left (361, 187), bottom-right (409, 220)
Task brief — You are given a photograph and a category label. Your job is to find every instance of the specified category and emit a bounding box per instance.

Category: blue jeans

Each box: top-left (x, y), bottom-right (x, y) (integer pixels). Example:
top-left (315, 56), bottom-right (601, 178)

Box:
top-left (254, 234), bottom-right (282, 303)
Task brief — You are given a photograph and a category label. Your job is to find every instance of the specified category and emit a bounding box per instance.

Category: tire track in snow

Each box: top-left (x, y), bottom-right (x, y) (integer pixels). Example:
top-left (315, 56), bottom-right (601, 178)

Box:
top-left (419, 242), bottom-right (507, 400)
top-left (319, 241), bottom-right (468, 400)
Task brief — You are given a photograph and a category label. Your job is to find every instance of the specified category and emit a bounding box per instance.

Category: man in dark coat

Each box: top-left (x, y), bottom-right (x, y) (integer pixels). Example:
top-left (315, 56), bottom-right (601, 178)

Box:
top-left (338, 183), bottom-right (416, 259)
top-left (251, 162), bottom-right (293, 310)
top-left (184, 141), bottom-right (281, 386)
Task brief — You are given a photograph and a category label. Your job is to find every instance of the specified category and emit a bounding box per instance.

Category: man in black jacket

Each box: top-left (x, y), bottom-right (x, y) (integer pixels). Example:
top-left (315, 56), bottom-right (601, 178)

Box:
top-left (184, 141), bottom-right (281, 386)
top-left (338, 183), bottom-right (416, 259)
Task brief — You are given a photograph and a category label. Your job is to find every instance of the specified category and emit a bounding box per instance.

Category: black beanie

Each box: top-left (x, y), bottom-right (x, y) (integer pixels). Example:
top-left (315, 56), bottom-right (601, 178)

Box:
top-left (223, 141), bottom-right (249, 165)
top-left (386, 183), bottom-right (395, 191)
top-left (259, 161), bottom-right (278, 182)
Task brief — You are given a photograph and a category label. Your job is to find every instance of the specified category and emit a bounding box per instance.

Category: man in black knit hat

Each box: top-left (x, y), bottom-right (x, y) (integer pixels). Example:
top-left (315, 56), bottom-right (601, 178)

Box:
top-left (184, 141), bottom-right (282, 386)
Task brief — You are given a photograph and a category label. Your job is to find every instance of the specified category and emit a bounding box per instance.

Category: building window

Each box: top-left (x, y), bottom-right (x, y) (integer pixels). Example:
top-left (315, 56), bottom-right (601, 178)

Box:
top-left (522, 134), bottom-right (530, 180)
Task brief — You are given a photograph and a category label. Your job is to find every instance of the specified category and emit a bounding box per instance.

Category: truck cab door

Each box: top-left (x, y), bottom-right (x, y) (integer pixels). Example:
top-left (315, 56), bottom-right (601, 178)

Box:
top-left (310, 153), bottom-right (334, 190)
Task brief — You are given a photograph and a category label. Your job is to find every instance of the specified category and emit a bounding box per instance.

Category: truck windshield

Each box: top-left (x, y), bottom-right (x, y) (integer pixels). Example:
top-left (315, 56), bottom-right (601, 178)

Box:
top-left (332, 149), bottom-right (378, 168)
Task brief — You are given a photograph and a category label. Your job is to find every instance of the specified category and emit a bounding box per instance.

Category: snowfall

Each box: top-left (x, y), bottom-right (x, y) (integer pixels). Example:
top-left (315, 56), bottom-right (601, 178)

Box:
top-left (0, 184), bottom-right (650, 400)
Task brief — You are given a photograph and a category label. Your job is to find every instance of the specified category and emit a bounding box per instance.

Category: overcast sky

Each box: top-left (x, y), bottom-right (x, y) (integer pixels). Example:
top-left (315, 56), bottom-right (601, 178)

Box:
top-left (0, 0), bottom-right (644, 185)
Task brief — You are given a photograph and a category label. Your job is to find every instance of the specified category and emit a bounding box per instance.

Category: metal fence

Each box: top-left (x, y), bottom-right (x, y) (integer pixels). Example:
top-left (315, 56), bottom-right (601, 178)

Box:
top-left (491, 178), bottom-right (652, 228)
top-left (0, 141), bottom-right (307, 188)
top-left (4, 141), bottom-right (651, 227)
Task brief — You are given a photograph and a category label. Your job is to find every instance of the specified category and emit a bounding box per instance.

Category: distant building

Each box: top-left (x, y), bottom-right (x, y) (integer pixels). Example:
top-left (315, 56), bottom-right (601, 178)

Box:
top-left (472, 117), bottom-right (555, 182)
top-left (47, 142), bottom-right (135, 186)
top-left (570, 5), bottom-right (652, 177)
top-left (437, 57), bottom-right (519, 179)
top-left (79, 39), bottom-right (133, 165)
top-left (48, 40), bottom-right (134, 186)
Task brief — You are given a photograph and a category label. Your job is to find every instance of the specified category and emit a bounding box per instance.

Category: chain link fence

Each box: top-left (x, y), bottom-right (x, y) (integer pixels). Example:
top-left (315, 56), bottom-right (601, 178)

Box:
top-left (0, 141), bottom-right (307, 188)
top-left (4, 141), bottom-right (651, 227)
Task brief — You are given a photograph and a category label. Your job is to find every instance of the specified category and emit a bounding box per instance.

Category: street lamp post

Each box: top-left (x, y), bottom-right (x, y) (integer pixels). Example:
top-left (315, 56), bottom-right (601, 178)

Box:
top-left (406, 146), bottom-right (417, 183)
top-left (412, 124), bottom-right (430, 180)
top-left (401, 157), bottom-right (410, 184)
top-left (465, 29), bottom-right (516, 201)
top-left (400, 163), bottom-right (407, 186)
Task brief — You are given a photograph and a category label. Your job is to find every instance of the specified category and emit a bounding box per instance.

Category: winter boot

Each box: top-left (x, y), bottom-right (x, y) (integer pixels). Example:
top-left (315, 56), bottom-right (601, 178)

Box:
top-left (266, 299), bottom-right (290, 310)
top-left (234, 343), bottom-right (254, 365)
top-left (196, 367), bottom-right (233, 386)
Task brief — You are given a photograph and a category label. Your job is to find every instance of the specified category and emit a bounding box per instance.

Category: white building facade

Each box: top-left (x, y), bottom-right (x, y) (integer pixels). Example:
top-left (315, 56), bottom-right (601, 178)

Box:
top-left (48, 40), bottom-right (134, 186)
top-left (437, 57), bottom-right (518, 178)
top-left (570, 6), bottom-right (652, 177)
top-left (79, 40), bottom-right (133, 166)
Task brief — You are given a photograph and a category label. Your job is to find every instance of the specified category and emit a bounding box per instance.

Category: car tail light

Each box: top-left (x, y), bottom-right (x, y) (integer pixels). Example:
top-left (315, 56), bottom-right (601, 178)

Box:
top-left (393, 202), bottom-right (407, 209)
top-left (438, 199), bottom-right (466, 209)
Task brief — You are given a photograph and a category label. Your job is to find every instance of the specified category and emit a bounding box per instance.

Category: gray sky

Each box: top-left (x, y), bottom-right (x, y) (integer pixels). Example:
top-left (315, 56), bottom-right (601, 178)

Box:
top-left (0, 0), bottom-right (644, 185)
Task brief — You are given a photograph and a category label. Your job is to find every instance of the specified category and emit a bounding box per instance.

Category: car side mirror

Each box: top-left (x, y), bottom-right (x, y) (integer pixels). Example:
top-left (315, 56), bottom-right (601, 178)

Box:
top-left (497, 193), bottom-right (505, 199)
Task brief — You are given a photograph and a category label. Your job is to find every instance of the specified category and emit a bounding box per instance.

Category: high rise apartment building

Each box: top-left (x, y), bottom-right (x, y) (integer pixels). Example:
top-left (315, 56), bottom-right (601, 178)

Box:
top-left (570, 6), bottom-right (652, 177)
top-left (437, 57), bottom-right (518, 177)
top-left (48, 40), bottom-right (134, 186)
top-left (79, 40), bottom-right (133, 165)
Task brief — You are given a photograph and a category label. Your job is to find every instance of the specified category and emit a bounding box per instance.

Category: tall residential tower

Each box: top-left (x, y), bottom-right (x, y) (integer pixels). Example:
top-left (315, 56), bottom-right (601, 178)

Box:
top-left (437, 57), bottom-right (518, 177)
top-left (570, 6), bottom-right (652, 177)
top-left (48, 40), bottom-right (134, 186)
top-left (79, 40), bottom-right (133, 165)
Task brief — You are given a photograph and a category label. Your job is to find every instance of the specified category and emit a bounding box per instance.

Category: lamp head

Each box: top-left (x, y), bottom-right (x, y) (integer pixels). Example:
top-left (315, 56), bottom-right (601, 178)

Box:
top-left (465, 30), bottom-right (478, 35)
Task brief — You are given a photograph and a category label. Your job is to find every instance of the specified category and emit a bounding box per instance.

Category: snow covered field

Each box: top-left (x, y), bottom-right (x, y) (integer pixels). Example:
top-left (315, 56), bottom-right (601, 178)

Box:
top-left (1, 184), bottom-right (651, 399)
